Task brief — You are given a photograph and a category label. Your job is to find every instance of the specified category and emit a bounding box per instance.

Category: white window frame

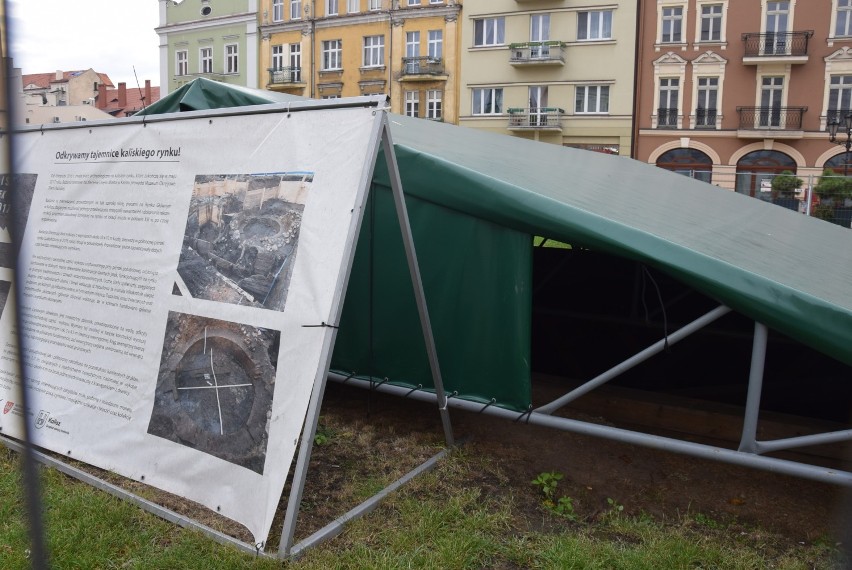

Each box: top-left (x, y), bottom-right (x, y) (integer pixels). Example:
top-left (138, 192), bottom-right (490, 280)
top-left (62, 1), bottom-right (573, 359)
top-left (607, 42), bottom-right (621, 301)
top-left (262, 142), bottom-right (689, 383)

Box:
top-left (474, 17), bottom-right (505, 47)
top-left (577, 10), bottom-right (612, 41)
top-left (694, 1), bottom-right (728, 44)
top-left (694, 77), bottom-right (719, 128)
top-left (662, 6), bottom-right (684, 43)
top-left (832, 0), bottom-right (852, 39)
top-left (405, 90), bottom-right (419, 117)
top-left (176, 50), bottom-right (188, 76)
top-left (225, 43), bottom-right (239, 74)
top-left (699, 4), bottom-right (722, 42)
top-left (322, 39), bottom-right (342, 70)
top-left (290, 0), bottom-right (302, 20)
top-left (430, 0), bottom-right (443, 4)
top-left (406, 31), bottom-right (420, 58)
top-left (327, 0), bottom-right (338, 16)
top-left (428, 30), bottom-right (442, 58)
top-left (199, 47), bottom-right (213, 74)
top-left (426, 89), bottom-right (442, 120)
top-left (575, 85), bottom-right (610, 114)
top-left (348, 0), bottom-right (359, 13)
top-left (272, 0), bottom-right (284, 21)
top-left (690, 51), bottom-right (727, 129)
top-left (369, 0), bottom-right (381, 10)
top-left (363, 35), bottom-right (385, 67)
top-left (408, 0), bottom-right (421, 5)
top-left (272, 44), bottom-right (285, 70)
top-left (472, 87), bottom-right (503, 115)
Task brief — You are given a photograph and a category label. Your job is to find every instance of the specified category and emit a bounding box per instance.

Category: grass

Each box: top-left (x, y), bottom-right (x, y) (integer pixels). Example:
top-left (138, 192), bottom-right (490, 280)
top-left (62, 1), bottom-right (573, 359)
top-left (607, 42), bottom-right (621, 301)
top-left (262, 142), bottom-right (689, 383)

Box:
top-left (0, 443), bottom-right (845, 570)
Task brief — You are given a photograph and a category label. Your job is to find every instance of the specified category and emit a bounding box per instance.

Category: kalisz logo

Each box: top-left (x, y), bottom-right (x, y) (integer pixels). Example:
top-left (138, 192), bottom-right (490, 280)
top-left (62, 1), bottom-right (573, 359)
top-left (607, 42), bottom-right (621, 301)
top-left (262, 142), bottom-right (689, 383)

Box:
top-left (3, 401), bottom-right (12, 415)
top-left (36, 410), bottom-right (49, 429)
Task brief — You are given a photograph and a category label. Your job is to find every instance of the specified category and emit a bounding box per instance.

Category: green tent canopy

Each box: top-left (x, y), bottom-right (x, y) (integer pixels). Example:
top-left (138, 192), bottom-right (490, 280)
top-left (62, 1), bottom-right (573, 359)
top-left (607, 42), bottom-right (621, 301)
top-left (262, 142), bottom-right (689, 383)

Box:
top-left (138, 78), bottom-right (852, 412)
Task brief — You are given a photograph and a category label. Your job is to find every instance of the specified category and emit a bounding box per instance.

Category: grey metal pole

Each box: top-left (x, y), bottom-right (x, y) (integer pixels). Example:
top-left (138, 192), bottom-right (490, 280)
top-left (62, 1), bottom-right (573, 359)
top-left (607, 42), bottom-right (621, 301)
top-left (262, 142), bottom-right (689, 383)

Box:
top-left (379, 118), bottom-right (455, 447)
top-left (755, 429), bottom-right (852, 454)
top-left (738, 322), bottom-right (768, 453)
top-left (535, 305), bottom-right (732, 415)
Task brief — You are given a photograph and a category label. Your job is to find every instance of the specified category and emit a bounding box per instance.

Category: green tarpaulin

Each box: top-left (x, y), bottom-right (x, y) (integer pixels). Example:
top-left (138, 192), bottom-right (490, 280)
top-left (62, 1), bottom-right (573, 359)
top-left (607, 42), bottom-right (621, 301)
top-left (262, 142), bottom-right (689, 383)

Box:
top-left (139, 78), bottom-right (852, 412)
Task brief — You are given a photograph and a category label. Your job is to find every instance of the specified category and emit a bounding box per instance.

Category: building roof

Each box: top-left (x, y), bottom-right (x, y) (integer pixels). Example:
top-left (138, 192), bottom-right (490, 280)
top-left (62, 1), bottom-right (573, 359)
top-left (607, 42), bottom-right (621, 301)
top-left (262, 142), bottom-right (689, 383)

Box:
top-left (101, 83), bottom-right (161, 117)
top-left (21, 69), bottom-right (113, 90)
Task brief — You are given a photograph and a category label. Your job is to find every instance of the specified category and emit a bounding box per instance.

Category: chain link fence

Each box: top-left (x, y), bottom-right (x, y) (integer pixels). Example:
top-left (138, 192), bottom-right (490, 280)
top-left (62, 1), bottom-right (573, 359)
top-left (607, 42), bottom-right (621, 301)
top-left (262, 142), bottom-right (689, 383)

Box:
top-left (673, 170), bottom-right (852, 229)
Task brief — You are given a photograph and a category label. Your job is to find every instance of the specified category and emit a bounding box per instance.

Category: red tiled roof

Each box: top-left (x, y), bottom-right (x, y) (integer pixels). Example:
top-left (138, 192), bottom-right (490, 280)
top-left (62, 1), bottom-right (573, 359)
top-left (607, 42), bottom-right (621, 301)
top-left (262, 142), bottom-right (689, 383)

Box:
top-left (102, 84), bottom-right (162, 118)
top-left (21, 69), bottom-right (114, 90)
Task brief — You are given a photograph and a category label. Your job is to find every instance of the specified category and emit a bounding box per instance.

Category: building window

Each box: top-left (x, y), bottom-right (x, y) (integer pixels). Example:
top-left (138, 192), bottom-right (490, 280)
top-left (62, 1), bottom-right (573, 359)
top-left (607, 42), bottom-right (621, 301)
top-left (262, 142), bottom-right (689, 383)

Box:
top-left (363, 35), bottom-right (385, 67)
top-left (838, 0), bottom-right (852, 36)
top-left (427, 89), bottom-right (442, 120)
top-left (575, 85), bottom-right (609, 114)
top-left (406, 31), bottom-right (420, 57)
top-left (225, 44), bottom-right (239, 74)
top-left (474, 17), bottom-right (505, 46)
top-left (322, 40), bottom-right (342, 70)
top-left (176, 50), bottom-right (188, 76)
top-left (290, 44), bottom-right (302, 81)
top-left (408, 0), bottom-right (421, 4)
top-left (348, 0), bottom-right (359, 13)
top-left (428, 30), bottom-right (443, 58)
top-left (577, 10), bottom-right (612, 40)
top-left (700, 4), bottom-right (722, 41)
top-left (662, 7), bottom-right (683, 43)
top-left (829, 75), bottom-right (852, 124)
top-left (405, 90), bottom-right (419, 117)
top-left (290, 0), bottom-right (302, 19)
top-left (695, 77), bottom-right (718, 127)
top-left (273, 0), bottom-right (284, 21)
top-left (657, 149), bottom-right (713, 183)
top-left (369, 0), bottom-right (381, 10)
top-left (760, 76), bottom-right (784, 127)
top-left (327, 0), bottom-right (338, 16)
top-left (430, 0), bottom-right (442, 4)
top-left (272, 45), bottom-right (284, 70)
top-left (658, 78), bottom-right (679, 127)
top-left (472, 88), bottom-right (503, 115)
top-left (200, 47), bottom-right (213, 73)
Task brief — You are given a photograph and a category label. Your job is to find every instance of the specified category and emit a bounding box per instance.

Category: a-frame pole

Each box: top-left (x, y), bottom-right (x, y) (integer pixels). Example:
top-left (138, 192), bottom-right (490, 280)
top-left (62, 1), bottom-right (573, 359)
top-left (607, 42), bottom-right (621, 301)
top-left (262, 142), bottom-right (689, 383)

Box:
top-left (379, 118), bottom-right (455, 448)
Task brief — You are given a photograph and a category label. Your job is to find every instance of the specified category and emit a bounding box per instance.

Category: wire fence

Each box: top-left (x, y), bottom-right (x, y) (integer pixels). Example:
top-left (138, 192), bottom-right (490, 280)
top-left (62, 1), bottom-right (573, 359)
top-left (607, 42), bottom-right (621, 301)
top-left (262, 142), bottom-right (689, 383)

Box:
top-left (672, 170), bottom-right (852, 229)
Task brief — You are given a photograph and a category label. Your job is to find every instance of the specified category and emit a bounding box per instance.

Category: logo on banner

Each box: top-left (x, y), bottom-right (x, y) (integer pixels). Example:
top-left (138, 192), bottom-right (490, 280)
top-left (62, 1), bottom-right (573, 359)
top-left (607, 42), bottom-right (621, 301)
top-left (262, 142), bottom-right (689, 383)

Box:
top-left (3, 401), bottom-right (12, 414)
top-left (36, 410), bottom-right (49, 429)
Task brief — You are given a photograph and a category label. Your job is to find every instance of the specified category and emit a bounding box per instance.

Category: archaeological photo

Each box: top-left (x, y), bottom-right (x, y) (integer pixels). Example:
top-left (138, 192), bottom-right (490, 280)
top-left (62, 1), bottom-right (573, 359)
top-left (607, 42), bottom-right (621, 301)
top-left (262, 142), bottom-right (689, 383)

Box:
top-left (174, 173), bottom-right (313, 311)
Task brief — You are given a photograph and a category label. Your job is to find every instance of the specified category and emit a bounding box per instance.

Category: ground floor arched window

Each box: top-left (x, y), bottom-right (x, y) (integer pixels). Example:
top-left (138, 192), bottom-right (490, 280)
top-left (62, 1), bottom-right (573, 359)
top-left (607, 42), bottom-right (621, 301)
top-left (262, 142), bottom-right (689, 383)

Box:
top-left (823, 152), bottom-right (852, 176)
top-left (735, 150), bottom-right (796, 200)
top-left (655, 148), bottom-right (712, 183)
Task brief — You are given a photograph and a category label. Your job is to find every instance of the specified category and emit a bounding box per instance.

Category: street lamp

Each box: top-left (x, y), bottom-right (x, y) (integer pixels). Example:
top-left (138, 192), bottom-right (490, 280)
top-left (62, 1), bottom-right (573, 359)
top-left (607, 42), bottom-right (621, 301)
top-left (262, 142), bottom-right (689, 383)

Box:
top-left (828, 112), bottom-right (852, 175)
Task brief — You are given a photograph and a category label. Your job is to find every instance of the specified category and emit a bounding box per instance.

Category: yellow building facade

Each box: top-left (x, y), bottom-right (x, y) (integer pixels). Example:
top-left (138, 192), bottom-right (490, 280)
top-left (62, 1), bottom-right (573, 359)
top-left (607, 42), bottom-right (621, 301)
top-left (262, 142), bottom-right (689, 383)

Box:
top-left (258, 0), bottom-right (462, 123)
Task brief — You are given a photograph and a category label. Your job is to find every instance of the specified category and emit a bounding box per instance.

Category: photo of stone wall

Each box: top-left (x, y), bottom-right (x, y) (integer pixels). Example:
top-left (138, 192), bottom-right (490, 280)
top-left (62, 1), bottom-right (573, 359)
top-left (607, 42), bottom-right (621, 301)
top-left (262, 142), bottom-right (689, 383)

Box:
top-left (147, 312), bottom-right (280, 474)
top-left (175, 173), bottom-right (313, 311)
top-left (0, 173), bottom-right (38, 269)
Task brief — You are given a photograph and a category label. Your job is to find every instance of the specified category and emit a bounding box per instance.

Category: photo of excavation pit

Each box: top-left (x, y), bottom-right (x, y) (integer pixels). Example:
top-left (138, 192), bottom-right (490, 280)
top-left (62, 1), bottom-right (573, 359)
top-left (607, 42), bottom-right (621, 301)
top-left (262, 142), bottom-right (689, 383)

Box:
top-left (0, 173), bottom-right (37, 269)
top-left (0, 280), bottom-right (10, 320)
top-left (147, 312), bottom-right (280, 474)
top-left (174, 173), bottom-right (313, 311)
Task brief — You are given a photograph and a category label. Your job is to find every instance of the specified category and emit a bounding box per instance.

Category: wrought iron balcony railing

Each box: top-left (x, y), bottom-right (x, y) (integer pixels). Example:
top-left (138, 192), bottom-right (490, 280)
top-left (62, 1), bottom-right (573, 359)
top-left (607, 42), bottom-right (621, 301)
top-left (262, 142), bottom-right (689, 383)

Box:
top-left (694, 108), bottom-right (718, 128)
top-left (736, 106), bottom-right (807, 130)
top-left (657, 107), bottom-right (678, 128)
top-left (267, 67), bottom-right (302, 85)
top-left (826, 109), bottom-right (852, 129)
top-left (742, 31), bottom-right (813, 57)
top-left (508, 41), bottom-right (566, 64)
top-left (401, 56), bottom-right (445, 76)
top-left (507, 107), bottom-right (565, 129)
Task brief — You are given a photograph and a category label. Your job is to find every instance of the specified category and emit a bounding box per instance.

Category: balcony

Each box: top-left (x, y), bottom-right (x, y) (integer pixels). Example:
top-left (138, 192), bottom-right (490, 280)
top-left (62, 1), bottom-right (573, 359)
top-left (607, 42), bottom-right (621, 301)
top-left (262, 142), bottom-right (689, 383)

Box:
top-left (507, 107), bottom-right (564, 131)
top-left (735, 106), bottom-right (807, 138)
top-left (741, 31), bottom-right (813, 64)
top-left (693, 108), bottom-right (718, 129)
top-left (509, 42), bottom-right (566, 66)
top-left (267, 67), bottom-right (304, 91)
top-left (400, 56), bottom-right (447, 81)
top-left (656, 108), bottom-right (679, 129)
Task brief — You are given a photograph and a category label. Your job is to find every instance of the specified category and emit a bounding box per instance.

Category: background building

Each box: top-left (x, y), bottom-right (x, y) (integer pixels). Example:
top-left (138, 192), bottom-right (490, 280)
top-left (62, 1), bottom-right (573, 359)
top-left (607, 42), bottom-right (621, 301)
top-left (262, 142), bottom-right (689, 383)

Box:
top-left (258, 0), bottom-right (462, 123)
top-left (157, 0), bottom-right (259, 95)
top-left (458, 0), bottom-right (636, 155)
top-left (634, 0), bottom-right (852, 200)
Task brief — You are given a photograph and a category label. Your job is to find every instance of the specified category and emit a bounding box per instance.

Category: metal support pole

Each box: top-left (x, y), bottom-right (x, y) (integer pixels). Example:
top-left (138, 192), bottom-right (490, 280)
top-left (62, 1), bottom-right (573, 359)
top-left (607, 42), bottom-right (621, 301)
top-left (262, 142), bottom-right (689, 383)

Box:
top-left (535, 305), bottom-right (732, 415)
top-left (380, 119), bottom-right (455, 448)
top-left (738, 322), bottom-right (768, 453)
top-left (754, 429), bottom-right (852, 455)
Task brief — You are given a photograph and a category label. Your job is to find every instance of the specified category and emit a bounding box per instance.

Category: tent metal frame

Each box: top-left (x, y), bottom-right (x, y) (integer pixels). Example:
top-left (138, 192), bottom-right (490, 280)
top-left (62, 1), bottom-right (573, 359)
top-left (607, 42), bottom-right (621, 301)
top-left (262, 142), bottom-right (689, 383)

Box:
top-left (330, 304), bottom-right (852, 487)
top-left (1, 103), bottom-right (457, 561)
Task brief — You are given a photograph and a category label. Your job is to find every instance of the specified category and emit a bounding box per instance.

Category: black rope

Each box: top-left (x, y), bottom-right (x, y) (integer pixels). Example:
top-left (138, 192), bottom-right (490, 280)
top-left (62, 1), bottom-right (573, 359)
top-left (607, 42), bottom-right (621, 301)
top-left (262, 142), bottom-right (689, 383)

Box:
top-left (641, 265), bottom-right (670, 351)
top-left (477, 398), bottom-right (497, 414)
top-left (513, 405), bottom-right (534, 424)
top-left (341, 371), bottom-right (356, 385)
top-left (404, 384), bottom-right (423, 398)
top-left (301, 322), bottom-right (339, 329)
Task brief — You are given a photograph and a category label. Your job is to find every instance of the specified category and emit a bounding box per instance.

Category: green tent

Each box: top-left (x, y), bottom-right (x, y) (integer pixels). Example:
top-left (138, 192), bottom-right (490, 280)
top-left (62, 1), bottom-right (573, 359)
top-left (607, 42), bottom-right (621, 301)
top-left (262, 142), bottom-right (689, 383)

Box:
top-left (140, 78), bottom-right (852, 412)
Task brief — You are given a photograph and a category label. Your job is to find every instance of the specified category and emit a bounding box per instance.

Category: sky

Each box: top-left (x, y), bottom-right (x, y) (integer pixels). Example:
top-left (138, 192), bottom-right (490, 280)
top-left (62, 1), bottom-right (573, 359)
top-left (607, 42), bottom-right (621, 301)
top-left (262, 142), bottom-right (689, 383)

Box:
top-left (7, 0), bottom-right (161, 87)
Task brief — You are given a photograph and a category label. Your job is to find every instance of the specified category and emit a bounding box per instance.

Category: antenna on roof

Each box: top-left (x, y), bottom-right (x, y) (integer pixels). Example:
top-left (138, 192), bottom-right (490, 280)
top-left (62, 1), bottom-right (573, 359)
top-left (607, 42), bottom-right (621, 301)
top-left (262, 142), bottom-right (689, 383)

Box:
top-left (133, 65), bottom-right (147, 114)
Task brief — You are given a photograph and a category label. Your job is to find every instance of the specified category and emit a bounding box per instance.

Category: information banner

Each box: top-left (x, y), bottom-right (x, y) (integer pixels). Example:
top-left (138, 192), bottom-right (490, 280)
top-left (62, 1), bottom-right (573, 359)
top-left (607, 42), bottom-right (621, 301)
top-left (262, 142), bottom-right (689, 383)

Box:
top-left (0, 103), bottom-right (384, 545)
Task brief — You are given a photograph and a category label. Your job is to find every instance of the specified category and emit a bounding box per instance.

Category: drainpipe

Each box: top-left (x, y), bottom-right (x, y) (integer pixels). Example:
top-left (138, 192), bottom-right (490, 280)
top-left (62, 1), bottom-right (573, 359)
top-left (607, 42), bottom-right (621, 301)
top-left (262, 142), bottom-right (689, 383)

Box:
top-left (310, 1), bottom-right (316, 98)
top-left (630, 0), bottom-right (642, 159)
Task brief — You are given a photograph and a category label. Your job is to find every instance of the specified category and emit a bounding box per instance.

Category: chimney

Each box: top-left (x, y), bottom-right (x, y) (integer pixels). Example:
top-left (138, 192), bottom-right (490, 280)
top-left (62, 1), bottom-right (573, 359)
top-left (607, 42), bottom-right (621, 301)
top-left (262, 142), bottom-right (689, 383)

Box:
top-left (118, 82), bottom-right (127, 107)
top-left (97, 83), bottom-right (107, 109)
top-left (144, 80), bottom-right (151, 106)
top-left (55, 70), bottom-right (63, 81)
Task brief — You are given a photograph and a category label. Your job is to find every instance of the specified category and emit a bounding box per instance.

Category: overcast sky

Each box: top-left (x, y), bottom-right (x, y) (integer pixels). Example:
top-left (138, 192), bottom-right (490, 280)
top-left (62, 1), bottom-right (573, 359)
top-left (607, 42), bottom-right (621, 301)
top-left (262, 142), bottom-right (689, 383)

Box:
top-left (7, 0), bottom-right (161, 87)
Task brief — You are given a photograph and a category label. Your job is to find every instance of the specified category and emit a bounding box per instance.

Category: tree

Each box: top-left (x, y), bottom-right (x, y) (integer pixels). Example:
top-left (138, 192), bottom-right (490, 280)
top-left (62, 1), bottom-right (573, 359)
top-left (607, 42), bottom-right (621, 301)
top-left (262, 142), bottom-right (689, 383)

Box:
top-left (814, 169), bottom-right (852, 205)
top-left (770, 170), bottom-right (802, 198)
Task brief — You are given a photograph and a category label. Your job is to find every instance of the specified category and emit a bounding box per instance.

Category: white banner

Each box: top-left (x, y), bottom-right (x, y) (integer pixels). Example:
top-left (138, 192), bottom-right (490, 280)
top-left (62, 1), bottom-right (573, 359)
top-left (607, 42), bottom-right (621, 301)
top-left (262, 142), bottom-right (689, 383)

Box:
top-left (0, 103), bottom-right (384, 545)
